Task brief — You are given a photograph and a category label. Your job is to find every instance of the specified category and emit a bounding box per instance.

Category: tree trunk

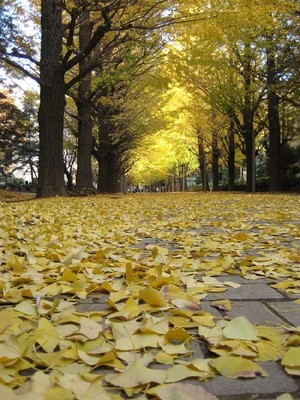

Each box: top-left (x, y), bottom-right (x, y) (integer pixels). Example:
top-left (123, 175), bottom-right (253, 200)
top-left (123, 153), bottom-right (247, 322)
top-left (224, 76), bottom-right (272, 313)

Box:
top-left (97, 157), bottom-right (121, 193)
top-left (244, 125), bottom-right (255, 192)
top-left (96, 104), bottom-right (120, 193)
top-left (197, 130), bottom-right (209, 191)
top-left (267, 42), bottom-right (281, 192)
top-left (211, 128), bottom-right (219, 191)
top-left (243, 53), bottom-right (255, 193)
top-left (76, 9), bottom-right (94, 190)
top-left (228, 119), bottom-right (235, 191)
top-left (37, 0), bottom-right (66, 197)
top-left (63, 163), bottom-right (73, 191)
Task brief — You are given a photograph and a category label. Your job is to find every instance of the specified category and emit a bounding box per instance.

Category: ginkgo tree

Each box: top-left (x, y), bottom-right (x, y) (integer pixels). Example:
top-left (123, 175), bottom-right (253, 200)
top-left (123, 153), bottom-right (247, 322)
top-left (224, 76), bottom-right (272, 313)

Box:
top-left (129, 83), bottom-right (199, 189)
top-left (165, 0), bottom-right (300, 192)
top-left (0, 0), bottom-right (203, 197)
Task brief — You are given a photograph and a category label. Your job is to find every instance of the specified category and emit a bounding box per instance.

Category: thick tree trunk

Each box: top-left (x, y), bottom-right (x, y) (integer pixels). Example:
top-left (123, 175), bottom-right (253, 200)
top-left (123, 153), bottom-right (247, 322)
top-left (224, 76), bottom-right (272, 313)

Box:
top-left (228, 120), bottom-right (235, 191)
top-left (98, 160), bottom-right (121, 193)
top-left (76, 10), bottom-right (94, 190)
top-left (37, 0), bottom-right (66, 197)
top-left (96, 104), bottom-right (120, 193)
top-left (267, 43), bottom-right (281, 192)
top-left (76, 99), bottom-right (93, 189)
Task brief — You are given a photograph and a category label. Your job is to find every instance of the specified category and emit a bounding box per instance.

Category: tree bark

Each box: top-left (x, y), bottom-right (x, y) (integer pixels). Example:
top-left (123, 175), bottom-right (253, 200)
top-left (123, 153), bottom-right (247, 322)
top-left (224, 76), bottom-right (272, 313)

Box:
top-left (37, 0), bottom-right (66, 197)
top-left (228, 119), bottom-right (235, 191)
top-left (267, 41), bottom-right (281, 192)
top-left (76, 9), bottom-right (94, 190)
top-left (197, 130), bottom-right (210, 191)
top-left (243, 53), bottom-right (255, 193)
top-left (211, 128), bottom-right (219, 191)
top-left (96, 104), bottom-right (121, 193)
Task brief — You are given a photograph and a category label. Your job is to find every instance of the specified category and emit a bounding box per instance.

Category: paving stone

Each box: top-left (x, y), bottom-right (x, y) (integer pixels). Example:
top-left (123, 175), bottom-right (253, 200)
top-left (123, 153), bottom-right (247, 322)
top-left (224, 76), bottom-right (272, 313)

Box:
top-left (200, 300), bottom-right (286, 325)
top-left (216, 300), bottom-right (288, 325)
top-left (205, 283), bottom-right (285, 301)
top-left (267, 300), bottom-right (300, 326)
top-left (199, 361), bottom-right (299, 398)
top-left (75, 294), bottom-right (109, 312)
top-left (217, 275), bottom-right (272, 285)
top-left (200, 301), bottom-right (224, 316)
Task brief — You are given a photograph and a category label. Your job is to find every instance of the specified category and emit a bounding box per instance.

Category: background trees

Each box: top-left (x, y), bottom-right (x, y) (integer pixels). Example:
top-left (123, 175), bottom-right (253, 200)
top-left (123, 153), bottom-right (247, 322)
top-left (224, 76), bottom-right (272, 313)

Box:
top-left (164, 0), bottom-right (300, 192)
top-left (0, 90), bottom-right (38, 184)
top-left (0, 0), bottom-right (299, 195)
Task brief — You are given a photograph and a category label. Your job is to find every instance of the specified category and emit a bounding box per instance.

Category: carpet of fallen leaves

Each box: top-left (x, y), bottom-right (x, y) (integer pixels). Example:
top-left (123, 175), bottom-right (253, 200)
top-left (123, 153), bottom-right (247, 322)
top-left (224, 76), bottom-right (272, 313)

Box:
top-left (0, 192), bottom-right (299, 400)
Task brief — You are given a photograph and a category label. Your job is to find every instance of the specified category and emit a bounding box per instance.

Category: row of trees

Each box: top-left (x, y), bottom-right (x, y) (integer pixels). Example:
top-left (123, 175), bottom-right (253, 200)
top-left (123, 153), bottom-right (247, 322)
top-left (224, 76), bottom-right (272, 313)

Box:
top-left (0, 0), bottom-right (299, 196)
top-left (0, 0), bottom-right (196, 196)
top-left (165, 0), bottom-right (300, 192)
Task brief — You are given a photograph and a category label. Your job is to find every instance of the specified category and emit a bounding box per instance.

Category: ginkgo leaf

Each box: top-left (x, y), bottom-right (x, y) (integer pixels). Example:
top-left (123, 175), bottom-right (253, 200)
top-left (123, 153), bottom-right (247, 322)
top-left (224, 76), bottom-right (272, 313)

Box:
top-left (77, 379), bottom-right (113, 400)
top-left (161, 341), bottom-right (191, 355)
top-left (216, 340), bottom-right (257, 358)
top-left (190, 358), bottom-right (215, 379)
top-left (192, 313), bottom-right (216, 327)
top-left (223, 317), bottom-right (259, 341)
top-left (56, 373), bottom-right (90, 397)
top-left (256, 326), bottom-right (288, 345)
top-left (105, 359), bottom-right (167, 387)
top-left (60, 268), bottom-right (77, 282)
top-left (116, 332), bottom-right (161, 351)
top-left (165, 365), bottom-right (204, 382)
top-left (281, 347), bottom-right (300, 374)
top-left (31, 371), bottom-right (53, 394)
top-left (15, 301), bottom-right (38, 317)
top-left (109, 297), bottom-right (142, 319)
top-left (0, 310), bottom-right (14, 332)
top-left (232, 232), bottom-right (253, 241)
top-left (211, 299), bottom-right (232, 311)
top-left (255, 340), bottom-right (286, 361)
top-left (0, 384), bottom-right (18, 400)
top-left (140, 315), bottom-right (169, 334)
top-left (35, 317), bottom-right (60, 353)
top-left (155, 351), bottom-right (175, 365)
top-left (139, 288), bottom-right (167, 306)
top-left (198, 324), bottom-right (225, 346)
top-left (0, 336), bottom-right (21, 364)
top-left (283, 366), bottom-right (300, 376)
top-left (77, 317), bottom-right (103, 340)
top-left (165, 327), bottom-right (191, 343)
top-left (209, 356), bottom-right (268, 378)
top-left (45, 386), bottom-right (74, 400)
top-left (152, 383), bottom-right (219, 400)
top-left (276, 394), bottom-right (295, 400)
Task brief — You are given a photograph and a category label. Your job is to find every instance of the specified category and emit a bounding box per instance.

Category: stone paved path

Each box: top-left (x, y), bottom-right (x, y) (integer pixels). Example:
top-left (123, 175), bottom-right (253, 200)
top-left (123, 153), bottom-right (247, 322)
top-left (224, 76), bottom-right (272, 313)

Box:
top-left (1, 192), bottom-right (299, 399)
top-left (76, 266), bottom-right (300, 399)
top-left (70, 193), bottom-right (300, 399)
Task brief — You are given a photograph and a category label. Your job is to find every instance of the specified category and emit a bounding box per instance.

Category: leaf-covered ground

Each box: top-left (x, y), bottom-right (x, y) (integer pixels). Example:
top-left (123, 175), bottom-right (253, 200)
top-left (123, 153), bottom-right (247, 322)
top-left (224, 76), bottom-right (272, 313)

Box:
top-left (0, 192), bottom-right (299, 400)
